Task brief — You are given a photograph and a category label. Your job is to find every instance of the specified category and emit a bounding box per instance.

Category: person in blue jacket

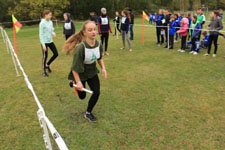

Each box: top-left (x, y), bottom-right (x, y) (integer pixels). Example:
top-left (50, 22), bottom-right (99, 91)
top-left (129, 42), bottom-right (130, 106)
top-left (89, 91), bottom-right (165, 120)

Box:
top-left (149, 13), bottom-right (153, 24)
top-left (189, 16), bottom-right (202, 55)
top-left (120, 10), bottom-right (132, 51)
top-left (156, 9), bottom-right (165, 45)
top-left (200, 31), bottom-right (209, 49)
top-left (167, 15), bottom-right (176, 49)
top-left (152, 13), bottom-right (157, 25)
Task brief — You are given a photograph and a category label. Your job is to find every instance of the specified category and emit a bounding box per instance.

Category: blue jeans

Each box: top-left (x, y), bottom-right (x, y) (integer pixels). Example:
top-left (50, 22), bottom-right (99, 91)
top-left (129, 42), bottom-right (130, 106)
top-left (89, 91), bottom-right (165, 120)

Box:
top-left (129, 24), bottom-right (133, 40)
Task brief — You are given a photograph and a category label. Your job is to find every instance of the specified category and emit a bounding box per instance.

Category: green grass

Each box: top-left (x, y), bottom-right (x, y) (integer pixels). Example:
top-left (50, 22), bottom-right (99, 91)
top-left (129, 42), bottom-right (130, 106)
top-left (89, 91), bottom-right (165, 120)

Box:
top-left (0, 18), bottom-right (225, 150)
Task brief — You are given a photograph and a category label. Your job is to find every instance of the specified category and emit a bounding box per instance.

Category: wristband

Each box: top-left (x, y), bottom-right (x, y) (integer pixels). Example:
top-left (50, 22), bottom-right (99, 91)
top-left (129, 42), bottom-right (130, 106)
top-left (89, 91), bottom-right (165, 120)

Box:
top-left (76, 81), bottom-right (82, 85)
top-left (102, 67), bottom-right (106, 71)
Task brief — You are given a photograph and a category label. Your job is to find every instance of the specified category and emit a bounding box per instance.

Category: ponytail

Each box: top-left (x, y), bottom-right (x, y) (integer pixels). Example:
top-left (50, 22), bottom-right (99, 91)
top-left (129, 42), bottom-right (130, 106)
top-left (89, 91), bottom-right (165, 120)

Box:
top-left (62, 31), bottom-right (84, 54)
top-left (62, 21), bottom-right (95, 54)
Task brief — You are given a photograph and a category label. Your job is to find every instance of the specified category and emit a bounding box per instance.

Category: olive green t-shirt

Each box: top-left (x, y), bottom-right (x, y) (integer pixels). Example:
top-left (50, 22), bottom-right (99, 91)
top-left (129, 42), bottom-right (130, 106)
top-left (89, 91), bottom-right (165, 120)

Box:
top-left (68, 40), bottom-right (103, 81)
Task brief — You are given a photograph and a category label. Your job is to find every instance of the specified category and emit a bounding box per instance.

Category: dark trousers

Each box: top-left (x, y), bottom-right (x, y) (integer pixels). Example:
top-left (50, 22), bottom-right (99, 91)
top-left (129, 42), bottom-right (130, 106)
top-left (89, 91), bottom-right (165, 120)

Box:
top-left (129, 24), bottom-right (134, 40)
top-left (114, 23), bottom-right (121, 35)
top-left (208, 35), bottom-right (219, 54)
top-left (181, 36), bottom-right (187, 50)
top-left (41, 42), bottom-right (58, 72)
top-left (156, 27), bottom-right (164, 44)
top-left (77, 75), bottom-right (100, 113)
top-left (101, 33), bottom-right (109, 52)
top-left (165, 28), bottom-right (168, 43)
top-left (65, 34), bottom-right (73, 40)
top-left (169, 35), bottom-right (174, 48)
top-left (191, 37), bottom-right (197, 52)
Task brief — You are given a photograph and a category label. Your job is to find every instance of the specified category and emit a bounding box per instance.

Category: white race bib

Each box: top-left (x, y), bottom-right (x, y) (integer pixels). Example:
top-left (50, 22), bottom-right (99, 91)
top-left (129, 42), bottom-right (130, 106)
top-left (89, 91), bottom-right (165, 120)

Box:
top-left (83, 42), bottom-right (100, 64)
top-left (101, 17), bottom-right (108, 25)
top-left (64, 22), bottom-right (72, 30)
top-left (122, 17), bottom-right (126, 24)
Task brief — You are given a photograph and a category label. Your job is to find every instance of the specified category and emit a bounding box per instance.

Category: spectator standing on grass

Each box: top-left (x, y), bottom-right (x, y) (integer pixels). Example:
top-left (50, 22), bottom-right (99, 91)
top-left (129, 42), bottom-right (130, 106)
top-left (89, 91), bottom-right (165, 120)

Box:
top-left (197, 8), bottom-right (206, 40)
top-left (113, 11), bottom-right (121, 36)
top-left (163, 9), bottom-right (171, 48)
top-left (177, 17), bottom-right (189, 53)
top-left (128, 9), bottom-right (134, 40)
top-left (156, 9), bottom-right (165, 46)
top-left (204, 11), bottom-right (223, 57)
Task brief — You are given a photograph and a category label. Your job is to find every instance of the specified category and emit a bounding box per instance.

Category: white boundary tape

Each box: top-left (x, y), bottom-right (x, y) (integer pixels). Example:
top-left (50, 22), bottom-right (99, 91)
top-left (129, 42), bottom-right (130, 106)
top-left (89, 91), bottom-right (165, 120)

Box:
top-left (0, 27), bottom-right (69, 150)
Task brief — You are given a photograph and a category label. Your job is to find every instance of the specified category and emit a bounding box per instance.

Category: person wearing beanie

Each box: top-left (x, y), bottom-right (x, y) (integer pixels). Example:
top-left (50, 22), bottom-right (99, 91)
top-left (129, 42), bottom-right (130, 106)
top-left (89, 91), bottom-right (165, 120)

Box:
top-left (98, 8), bottom-right (112, 56)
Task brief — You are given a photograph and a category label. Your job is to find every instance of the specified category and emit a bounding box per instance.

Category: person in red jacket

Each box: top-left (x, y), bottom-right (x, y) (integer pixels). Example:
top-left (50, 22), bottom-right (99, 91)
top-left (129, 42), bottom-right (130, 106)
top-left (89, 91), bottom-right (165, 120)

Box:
top-left (98, 8), bottom-right (112, 56)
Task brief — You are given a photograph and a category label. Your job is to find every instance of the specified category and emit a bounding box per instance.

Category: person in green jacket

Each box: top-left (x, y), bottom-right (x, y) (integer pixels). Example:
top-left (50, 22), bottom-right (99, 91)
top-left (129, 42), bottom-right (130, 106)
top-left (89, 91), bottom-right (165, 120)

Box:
top-left (197, 8), bottom-right (205, 40)
top-left (63, 21), bottom-right (107, 122)
top-left (39, 10), bottom-right (58, 77)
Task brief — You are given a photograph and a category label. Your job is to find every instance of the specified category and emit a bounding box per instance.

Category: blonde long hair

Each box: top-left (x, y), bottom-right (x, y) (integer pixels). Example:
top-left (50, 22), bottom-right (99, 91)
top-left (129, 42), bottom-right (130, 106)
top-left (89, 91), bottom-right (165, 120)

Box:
top-left (62, 21), bottom-right (95, 54)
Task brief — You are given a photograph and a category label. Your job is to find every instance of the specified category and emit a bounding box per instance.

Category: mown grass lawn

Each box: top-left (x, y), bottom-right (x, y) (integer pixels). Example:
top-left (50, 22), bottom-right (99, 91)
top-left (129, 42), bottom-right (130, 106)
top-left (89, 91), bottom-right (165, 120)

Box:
top-left (0, 18), bottom-right (225, 150)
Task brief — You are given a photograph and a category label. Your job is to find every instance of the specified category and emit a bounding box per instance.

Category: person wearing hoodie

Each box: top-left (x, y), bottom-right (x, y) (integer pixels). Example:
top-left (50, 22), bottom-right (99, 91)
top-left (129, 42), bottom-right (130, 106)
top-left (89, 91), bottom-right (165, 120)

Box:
top-left (166, 15), bottom-right (176, 49)
top-left (98, 8), bottom-right (112, 56)
top-left (177, 17), bottom-right (189, 53)
top-left (204, 11), bottom-right (223, 57)
top-left (63, 13), bottom-right (75, 40)
top-left (156, 9), bottom-right (165, 46)
top-left (189, 15), bottom-right (202, 55)
top-left (39, 10), bottom-right (58, 77)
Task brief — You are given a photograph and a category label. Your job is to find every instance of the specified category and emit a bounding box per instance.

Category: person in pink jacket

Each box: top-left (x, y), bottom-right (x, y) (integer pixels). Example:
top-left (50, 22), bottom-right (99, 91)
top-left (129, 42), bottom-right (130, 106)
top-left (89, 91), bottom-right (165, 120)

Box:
top-left (177, 18), bottom-right (189, 52)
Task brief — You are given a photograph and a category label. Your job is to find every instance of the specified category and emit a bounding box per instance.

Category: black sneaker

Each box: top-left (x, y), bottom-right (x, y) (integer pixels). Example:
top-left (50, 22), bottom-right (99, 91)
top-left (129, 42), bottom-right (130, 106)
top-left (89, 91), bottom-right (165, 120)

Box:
top-left (84, 113), bottom-right (97, 122)
top-left (164, 46), bottom-right (168, 48)
top-left (42, 72), bottom-right (48, 77)
top-left (46, 66), bottom-right (52, 73)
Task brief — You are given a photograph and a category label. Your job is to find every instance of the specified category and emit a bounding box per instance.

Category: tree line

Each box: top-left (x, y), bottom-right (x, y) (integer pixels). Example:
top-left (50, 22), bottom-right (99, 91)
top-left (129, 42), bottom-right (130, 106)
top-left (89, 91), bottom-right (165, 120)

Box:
top-left (0, 0), bottom-right (225, 22)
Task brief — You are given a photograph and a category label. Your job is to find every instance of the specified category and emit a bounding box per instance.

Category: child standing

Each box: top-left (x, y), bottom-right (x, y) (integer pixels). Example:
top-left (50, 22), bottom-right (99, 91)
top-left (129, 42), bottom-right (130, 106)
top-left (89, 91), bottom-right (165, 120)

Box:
top-left (63, 13), bottom-right (75, 40)
top-left (120, 10), bottom-right (132, 51)
top-left (98, 8), bottom-right (112, 56)
top-left (113, 11), bottom-right (121, 36)
top-left (177, 17), bottom-right (189, 53)
top-left (167, 15), bottom-right (176, 49)
top-left (156, 9), bottom-right (165, 46)
top-left (204, 11), bottom-right (223, 57)
top-left (189, 15), bottom-right (202, 55)
top-left (63, 21), bottom-right (107, 122)
top-left (39, 10), bottom-right (58, 77)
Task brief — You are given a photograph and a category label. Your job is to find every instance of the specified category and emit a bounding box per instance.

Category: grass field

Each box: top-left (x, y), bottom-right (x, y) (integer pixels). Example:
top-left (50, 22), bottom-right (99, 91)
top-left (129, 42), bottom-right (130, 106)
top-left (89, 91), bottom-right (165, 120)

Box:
top-left (0, 18), bottom-right (225, 150)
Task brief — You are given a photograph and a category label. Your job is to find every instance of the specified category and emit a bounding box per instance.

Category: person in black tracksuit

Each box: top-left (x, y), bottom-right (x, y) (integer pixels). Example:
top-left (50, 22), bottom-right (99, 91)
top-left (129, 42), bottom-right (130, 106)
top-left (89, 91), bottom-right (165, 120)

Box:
top-left (63, 13), bottom-right (75, 40)
top-left (156, 9), bottom-right (165, 45)
top-left (113, 11), bottom-right (121, 35)
top-left (164, 9), bottom-right (171, 48)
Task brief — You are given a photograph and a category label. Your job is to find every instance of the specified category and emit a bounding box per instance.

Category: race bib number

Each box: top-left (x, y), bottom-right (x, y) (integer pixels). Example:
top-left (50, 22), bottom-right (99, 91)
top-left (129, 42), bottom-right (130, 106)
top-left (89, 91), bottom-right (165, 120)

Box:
top-left (101, 17), bottom-right (108, 25)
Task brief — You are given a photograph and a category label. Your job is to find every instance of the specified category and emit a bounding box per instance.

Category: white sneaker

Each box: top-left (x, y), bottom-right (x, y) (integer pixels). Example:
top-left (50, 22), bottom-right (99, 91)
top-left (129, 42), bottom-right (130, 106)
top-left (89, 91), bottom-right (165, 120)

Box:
top-left (190, 51), bottom-right (194, 54)
top-left (180, 50), bottom-right (185, 53)
top-left (174, 40), bottom-right (178, 43)
top-left (193, 52), bottom-right (198, 55)
top-left (177, 49), bottom-right (182, 52)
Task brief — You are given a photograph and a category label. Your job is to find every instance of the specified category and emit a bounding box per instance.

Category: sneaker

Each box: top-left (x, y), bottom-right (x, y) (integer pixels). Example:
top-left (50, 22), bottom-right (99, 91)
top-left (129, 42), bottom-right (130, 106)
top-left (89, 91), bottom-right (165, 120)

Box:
top-left (45, 66), bottom-right (52, 73)
top-left (169, 47), bottom-right (173, 50)
top-left (158, 44), bottom-right (161, 47)
top-left (180, 50), bottom-right (185, 53)
top-left (164, 46), bottom-right (168, 48)
top-left (193, 51), bottom-right (198, 55)
top-left (84, 113), bottom-right (97, 122)
top-left (105, 52), bottom-right (109, 56)
top-left (174, 40), bottom-right (178, 43)
top-left (190, 51), bottom-right (194, 54)
top-left (129, 48), bottom-right (133, 52)
top-left (212, 54), bottom-right (216, 57)
top-left (204, 53), bottom-right (209, 56)
top-left (42, 72), bottom-right (48, 77)
top-left (102, 52), bottom-right (105, 56)
top-left (177, 49), bottom-right (182, 52)
top-left (120, 47), bottom-right (125, 50)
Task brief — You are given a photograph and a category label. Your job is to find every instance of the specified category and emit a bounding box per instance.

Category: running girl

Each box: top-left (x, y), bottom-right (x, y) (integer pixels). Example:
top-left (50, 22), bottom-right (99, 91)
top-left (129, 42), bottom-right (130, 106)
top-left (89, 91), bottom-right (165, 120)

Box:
top-left (39, 10), bottom-right (58, 77)
top-left (63, 13), bottom-right (75, 40)
top-left (98, 8), bottom-right (112, 56)
top-left (120, 10), bottom-right (132, 51)
top-left (63, 21), bottom-right (107, 122)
